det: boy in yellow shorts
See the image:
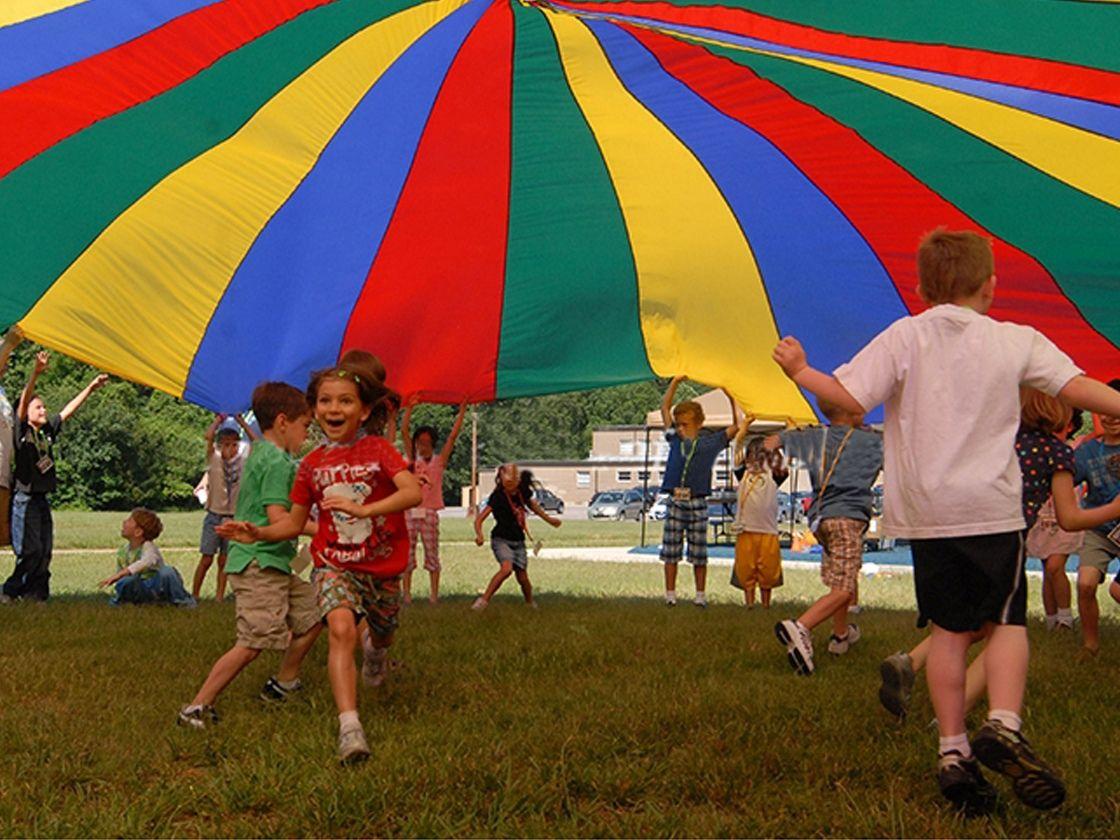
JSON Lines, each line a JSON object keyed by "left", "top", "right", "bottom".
{"left": 729, "top": 427, "right": 788, "bottom": 607}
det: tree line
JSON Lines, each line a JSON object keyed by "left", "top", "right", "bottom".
{"left": 2, "top": 343, "right": 705, "bottom": 510}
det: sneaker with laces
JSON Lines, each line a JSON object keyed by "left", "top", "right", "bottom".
{"left": 337, "top": 726, "right": 370, "bottom": 765}
{"left": 774, "top": 619, "right": 814, "bottom": 675}
{"left": 693, "top": 593, "right": 708, "bottom": 608}
{"left": 361, "top": 645, "right": 389, "bottom": 688}
{"left": 665, "top": 594, "right": 677, "bottom": 607}
{"left": 827, "top": 623, "right": 861, "bottom": 655}
{"left": 878, "top": 651, "right": 916, "bottom": 720}
{"left": 177, "top": 704, "right": 219, "bottom": 729}
{"left": 260, "top": 676, "right": 302, "bottom": 703}
{"left": 938, "top": 750, "right": 998, "bottom": 817}
{"left": 471, "top": 596, "right": 488, "bottom": 611}
{"left": 973, "top": 720, "right": 1065, "bottom": 810}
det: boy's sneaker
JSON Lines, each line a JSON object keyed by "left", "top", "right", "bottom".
{"left": 937, "top": 751, "right": 998, "bottom": 817}
{"left": 177, "top": 705, "right": 219, "bottom": 729}
{"left": 878, "top": 651, "right": 916, "bottom": 720}
{"left": 693, "top": 593, "right": 708, "bottom": 608}
{"left": 471, "top": 597, "right": 488, "bottom": 611}
{"left": 361, "top": 646, "right": 389, "bottom": 688}
{"left": 337, "top": 726, "right": 370, "bottom": 765}
{"left": 774, "top": 619, "right": 814, "bottom": 675}
{"left": 665, "top": 594, "right": 677, "bottom": 607}
{"left": 260, "top": 677, "right": 302, "bottom": 703}
{"left": 827, "top": 623, "right": 861, "bottom": 655}
{"left": 972, "top": 720, "right": 1066, "bottom": 810}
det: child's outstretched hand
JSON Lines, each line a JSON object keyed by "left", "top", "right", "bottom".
{"left": 215, "top": 520, "right": 260, "bottom": 543}
{"left": 97, "top": 572, "right": 122, "bottom": 588}
{"left": 474, "top": 533, "right": 484, "bottom": 546}
{"left": 89, "top": 373, "right": 110, "bottom": 390}
{"left": 772, "top": 337, "right": 807, "bottom": 378}
{"left": 762, "top": 433, "right": 782, "bottom": 451}
{"left": 546, "top": 515, "right": 562, "bottom": 529}
{"left": 33, "top": 351, "right": 49, "bottom": 373}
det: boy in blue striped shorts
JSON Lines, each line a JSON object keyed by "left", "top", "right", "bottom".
{"left": 659, "top": 377, "right": 741, "bottom": 607}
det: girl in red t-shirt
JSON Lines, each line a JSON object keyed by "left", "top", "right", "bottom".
{"left": 223, "top": 364, "right": 421, "bottom": 765}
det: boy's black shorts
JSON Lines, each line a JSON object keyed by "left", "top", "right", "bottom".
{"left": 911, "top": 531, "right": 1026, "bottom": 632}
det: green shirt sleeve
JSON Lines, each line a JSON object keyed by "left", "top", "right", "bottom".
{"left": 258, "top": 454, "right": 296, "bottom": 511}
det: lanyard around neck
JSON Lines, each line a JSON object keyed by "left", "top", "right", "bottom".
{"left": 679, "top": 436, "right": 700, "bottom": 487}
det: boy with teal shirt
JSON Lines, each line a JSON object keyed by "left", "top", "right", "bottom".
{"left": 178, "top": 382, "right": 320, "bottom": 728}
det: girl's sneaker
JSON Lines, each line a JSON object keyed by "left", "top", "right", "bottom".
{"left": 827, "top": 623, "right": 861, "bottom": 655}
{"left": 337, "top": 726, "right": 370, "bottom": 765}
{"left": 260, "top": 677, "right": 302, "bottom": 703}
{"left": 177, "top": 705, "right": 219, "bottom": 729}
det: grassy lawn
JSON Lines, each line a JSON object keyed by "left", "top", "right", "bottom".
{"left": 1, "top": 514, "right": 1119, "bottom": 837}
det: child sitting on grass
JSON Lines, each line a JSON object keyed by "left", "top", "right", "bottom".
{"left": 773, "top": 228, "right": 1120, "bottom": 815}
{"left": 178, "top": 383, "right": 320, "bottom": 729}
{"left": 768, "top": 401, "right": 882, "bottom": 673}
{"left": 220, "top": 365, "right": 422, "bottom": 765}
{"left": 658, "top": 376, "right": 741, "bottom": 607}
{"left": 728, "top": 423, "right": 787, "bottom": 608}
{"left": 99, "top": 508, "right": 195, "bottom": 607}
{"left": 472, "top": 465, "right": 561, "bottom": 610}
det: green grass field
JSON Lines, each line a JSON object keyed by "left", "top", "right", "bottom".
{"left": 1, "top": 513, "right": 1119, "bottom": 837}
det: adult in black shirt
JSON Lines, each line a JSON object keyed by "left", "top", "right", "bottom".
{"left": 2, "top": 351, "right": 107, "bottom": 602}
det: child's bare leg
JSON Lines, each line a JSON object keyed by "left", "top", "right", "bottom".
{"left": 908, "top": 635, "right": 932, "bottom": 671}
{"left": 481, "top": 563, "right": 513, "bottom": 603}
{"left": 964, "top": 648, "right": 987, "bottom": 714}
{"left": 276, "top": 621, "right": 323, "bottom": 684}
{"left": 402, "top": 569, "right": 413, "bottom": 605}
{"left": 429, "top": 570, "right": 440, "bottom": 604}
{"left": 983, "top": 623, "right": 1028, "bottom": 716}
{"left": 326, "top": 608, "right": 359, "bottom": 714}
{"left": 192, "top": 645, "right": 259, "bottom": 706}
{"left": 1077, "top": 567, "right": 1102, "bottom": 652}
{"left": 664, "top": 562, "right": 678, "bottom": 593}
{"left": 192, "top": 554, "right": 214, "bottom": 600}
{"left": 514, "top": 568, "right": 533, "bottom": 604}
{"left": 1041, "top": 565, "right": 1057, "bottom": 619}
{"left": 693, "top": 564, "right": 707, "bottom": 594}
{"left": 215, "top": 554, "right": 227, "bottom": 601}
{"left": 798, "top": 588, "right": 850, "bottom": 631}
{"left": 830, "top": 589, "right": 855, "bottom": 638}
{"left": 760, "top": 587, "right": 771, "bottom": 608}
{"left": 744, "top": 586, "right": 755, "bottom": 606}
{"left": 926, "top": 624, "right": 973, "bottom": 740}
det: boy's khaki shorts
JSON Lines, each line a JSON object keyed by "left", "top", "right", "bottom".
{"left": 1078, "top": 530, "right": 1120, "bottom": 582}
{"left": 816, "top": 517, "right": 866, "bottom": 595}
{"left": 228, "top": 561, "right": 319, "bottom": 651}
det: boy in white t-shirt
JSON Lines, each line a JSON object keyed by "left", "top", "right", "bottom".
{"left": 772, "top": 229, "right": 1120, "bottom": 816}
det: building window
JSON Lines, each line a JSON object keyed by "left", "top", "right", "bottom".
{"left": 715, "top": 469, "right": 729, "bottom": 482}
{"left": 619, "top": 441, "right": 634, "bottom": 456}
{"left": 616, "top": 470, "right": 632, "bottom": 483}
{"left": 637, "top": 470, "right": 650, "bottom": 481}
{"left": 576, "top": 471, "right": 591, "bottom": 488}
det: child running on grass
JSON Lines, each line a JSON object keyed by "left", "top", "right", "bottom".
{"left": 472, "top": 465, "right": 561, "bottom": 610}
{"left": 99, "top": 508, "right": 195, "bottom": 607}
{"left": 193, "top": 414, "right": 256, "bottom": 602}
{"left": 658, "top": 376, "right": 741, "bottom": 607}
{"left": 773, "top": 228, "right": 1120, "bottom": 815}
{"left": 179, "top": 383, "right": 320, "bottom": 730}
{"left": 878, "top": 388, "right": 1120, "bottom": 722}
{"left": 401, "top": 397, "right": 467, "bottom": 605}
{"left": 728, "top": 423, "right": 787, "bottom": 608}
{"left": 220, "top": 365, "right": 421, "bottom": 764}
{"left": 769, "top": 401, "right": 882, "bottom": 672}
{"left": 1071, "top": 379, "right": 1120, "bottom": 656}
{"left": 1, "top": 350, "right": 108, "bottom": 603}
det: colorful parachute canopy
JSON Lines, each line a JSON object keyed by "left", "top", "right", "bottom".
{"left": 1, "top": 0, "right": 1118, "bottom": 420}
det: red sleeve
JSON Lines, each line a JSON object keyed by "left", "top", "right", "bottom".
{"left": 289, "top": 450, "right": 318, "bottom": 507}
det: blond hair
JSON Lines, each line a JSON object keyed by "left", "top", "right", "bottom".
{"left": 671, "top": 401, "right": 704, "bottom": 424}
{"left": 917, "top": 228, "right": 993, "bottom": 305}
{"left": 1020, "top": 386, "right": 1072, "bottom": 435}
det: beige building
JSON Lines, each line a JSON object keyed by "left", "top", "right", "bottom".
{"left": 462, "top": 389, "right": 804, "bottom": 506}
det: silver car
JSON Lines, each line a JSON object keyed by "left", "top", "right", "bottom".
{"left": 587, "top": 490, "right": 626, "bottom": 520}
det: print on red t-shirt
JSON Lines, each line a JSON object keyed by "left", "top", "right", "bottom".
{"left": 291, "top": 436, "right": 409, "bottom": 577}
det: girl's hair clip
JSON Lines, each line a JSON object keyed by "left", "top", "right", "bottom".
{"left": 337, "top": 370, "right": 362, "bottom": 386}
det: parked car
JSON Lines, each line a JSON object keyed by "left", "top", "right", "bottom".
{"left": 706, "top": 489, "right": 738, "bottom": 524}
{"left": 648, "top": 492, "right": 670, "bottom": 521}
{"left": 620, "top": 487, "right": 658, "bottom": 520}
{"left": 534, "top": 487, "right": 565, "bottom": 514}
{"left": 587, "top": 490, "right": 626, "bottom": 520}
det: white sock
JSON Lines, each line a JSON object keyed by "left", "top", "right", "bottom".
{"left": 276, "top": 677, "right": 300, "bottom": 691}
{"left": 666, "top": 590, "right": 676, "bottom": 599}
{"left": 1044, "top": 613, "right": 1057, "bottom": 629}
{"left": 339, "top": 710, "right": 361, "bottom": 732}
{"left": 695, "top": 591, "right": 707, "bottom": 600}
{"left": 988, "top": 709, "right": 1022, "bottom": 732}
{"left": 1057, "top": 608, "right": 1073, "bottom": 622}
{"left": 183, "top": 703, "right": 204, "bottom": 714}
{"left": 939, "top": 733, "right": 972, "bottom": 759}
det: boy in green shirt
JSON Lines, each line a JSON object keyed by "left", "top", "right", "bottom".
{"left": 178, "top": 383, "right": 318, "bottom": 727}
